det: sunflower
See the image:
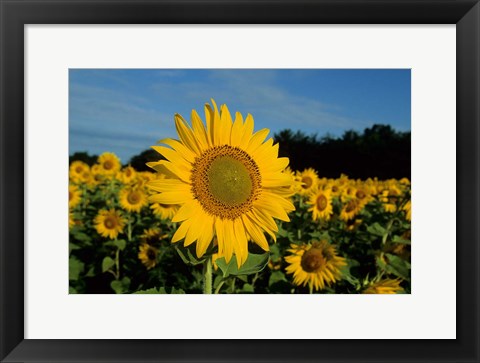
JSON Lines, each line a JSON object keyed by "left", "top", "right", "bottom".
{"left": 403, "top": 200, "right": 411, "bottom": 221}
{"left": 339, "top": 198, "right": 362, "bottom": 221}
{"left": 69, "top": 211, "right": 75, "bottom": 229}
{"left": 94, "top": 209, "right": 126, "bottom": 239}
{"left": 119, "top": 186, "right": 148, "bottom": 213}
{"left": 151, "top": 202, "right": 179, "bottom": 220}
{"left": 98, "top": 152, "right": 121, "bottom": 175}
{"left": 363, "top": 279, "right": 404, "bottom": 294}
{"left": 117, "top": 165, "right": 137, "bottom": 185}
{"left": 69, "top": 161, "right": 90, "bottom": 183}
{"left": 295, "top": 168, "right": 319, "bottom": 196}
{"left": 140, "top": 228, "right": 166, "bottom": 245}
{"left": 285, "top": 241, "right": 346, "bottom": 292}
{"left": 147, "top": 99, "right": 295, "bottom": 267}
{"left": 138, "top": 243, "right": 159, "bottom": 270}
{"left": 69, "top": 184, "right": 82, "bottom": 208}
{"left": 308, "top": 189, "right": 333, "bottom": 221}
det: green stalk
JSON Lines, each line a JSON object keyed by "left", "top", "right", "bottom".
{"left": 203, "top": 256, "right": 213, "bottom": 294}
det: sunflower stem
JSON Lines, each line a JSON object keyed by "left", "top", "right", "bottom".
{"left": 214, "top": 280, "right": 226, "bottom": 294}
{"left": 203, "top": 256, "right": 213, "bottom": 294}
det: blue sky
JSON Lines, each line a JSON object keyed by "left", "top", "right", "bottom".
{"left": 69, "top": 69, "right": 411, "bottom": 163}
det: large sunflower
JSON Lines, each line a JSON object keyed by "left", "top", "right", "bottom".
{"left": 147, "top": 100, "right": 294, "bottom": 267}
{"left": 94, "top": 209, "right": 126, "bottom": 240}
{"left": 285, "top": 241, "right": 346, "bottom": 292}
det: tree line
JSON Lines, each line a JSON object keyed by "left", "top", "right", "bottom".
{"left": 70, "top": 124, "right": 410, "bottom": 180}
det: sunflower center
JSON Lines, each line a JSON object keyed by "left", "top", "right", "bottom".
{"left": 301, "top": 248, "right": 325, "bottom": 273}
{"left": 127, "top": 191, "right": 141, "bottom": 204}
{"left": 146, "top": 248, "right": 156, "bottom": 261}
{"left": 316, "top": 195, "right": 328, "bottom": 211}
{"left": 104, "top": 217, "right": 116, "bottom": 229}
{"left": 301, "top": 176, "right": 313, "bottom": 189}
{"left": 103, "top": 161, "right": 113, "bottom": 170}
{"left": 191, "top": 145, "right": 261, "bottom": 220}
{"left": 208, "top": 156, "right": 253, "bottom": 206}
{"left": 345, "top": 200, "right": 357, "bottom": 213}
{"left": 75, "top": 166, "right": 83, "bottom": 173}
{"left": 356, "top": 190, "right": 365, "bottom": 199}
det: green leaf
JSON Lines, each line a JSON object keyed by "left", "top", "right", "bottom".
{"left": 377, "top": 254, "right": 410, "bottom": 280}
{"left": 241, "top": 283, "right": 254, "bottom": 293}
{"left": 110, "top": 277, "right": 130, "bottom": 294}
{"left": 392, "top": 235, "right": 411, "bottom": 245}
{"left": 69, "top": 287, "right": 77, "bottom": 294}
{"left": 215, "top": 253, "right": 269, "bottom": 278}
{"left": 367, "top": 222, "right": 387, "bottom": 237}
{"left": 175, "top": 244, "right": 206, "bottom": 266}
{"left": 71, "top": 231, "right": 91, "bottom": 243}
{"left": 113, "top": 239, "right": 127, "bottom": 250}
{"left": 269, "top": 271, "right": 287, "bottom": 286}
{"left": 69, "top": 257, "right": 84, "bottom": 281}
{"left": 69, "top": 243, "right": 80, "bottom": 254}
{"left": 102, "top": 257, "right": 115, "bottom": 273}
{"left": 384, "top": 253, "right": 410, "bottom": 280}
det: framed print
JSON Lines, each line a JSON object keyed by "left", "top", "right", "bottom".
{"left": 1, "top": 0, "right": 479, "bottom": 362}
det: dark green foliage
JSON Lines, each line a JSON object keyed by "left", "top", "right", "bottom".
{"left": 274, "top": 124, "right": 410, "bottom": 179}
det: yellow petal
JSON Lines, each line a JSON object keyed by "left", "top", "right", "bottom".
{"left": 219, "top": 104, "right": 233, "bottom": 145}
{"left": 174, "top": 114, "right": 201, "bottom": 155}
{"left": 230, "top": 112, "right": 244, "bottom": 146}
{"left": 191, "top": 110, "right": 209, "bottom": 151}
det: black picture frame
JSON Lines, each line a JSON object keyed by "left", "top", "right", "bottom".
{"left": 1, "top": 1, "right": 479, "bottom": 362}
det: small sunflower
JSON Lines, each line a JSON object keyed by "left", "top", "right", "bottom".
{"left": 69, "top": 161, "right": 90, "bottom": 182}
{"left": 147, "top": 99, "right": 294, "bottom": 267}
{"left": 140, "top": 228, "right": 166, "bottom": 245}
{"left": 119, "top": 186, "right": 148, "bottom": 213}
{"left": 138, "top": 243, "right": 159, "bottom": 270}
{"left": 151, "top": 202, "right": 179, "bottom": 220}
{"left": 98, "top": 152, "right": 121, "bottom": 175}
{"left": 117, "top": 165, "right": 137, "bottom": 184}
{"left": 362, "top": 279, "right": 404, "bottom": 294}
{"left": 308, "top": 189, "right": 333, "bottom": 221}
{"left": 285, "top": 241, "right": 346, "bottom": 292}
{"left": 296, "top": 168, "right": 319, "bottom": 196}
{"left": 94, "top": 209, "right": 126, "bottom": 239}
{"left": 69, "top": 184, "right": 82, "bottom": 208}
{"left": 340, "top": 198, "right": 362, "bottom": 221}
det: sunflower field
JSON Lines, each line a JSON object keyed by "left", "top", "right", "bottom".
{"left": 69, "top": 100, "right": 411, "bottom": 294}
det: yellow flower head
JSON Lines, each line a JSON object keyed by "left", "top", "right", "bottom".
{"left": 117, "top": 165, "right": 137, "bottom": 184}
{"left": 147, "top": 99, "right": 295, "bottom": 267}
{"left": 69, "top": 161, "right": 90, "bottom": 183}
{"left": 140, "top": 228, "right": 166, "bottom": 245}
{"left": 403, "top": 200, "right": 411, "bottom": 221}
{"left": 285, "top": 241, "right": 346, "bottom": 292}
{"left": 97, "top": 152, "right": 121, "bottom": 175}
{"left": 138, "top": 243, "right": 159, "bottom": 270}
{"left": 295, "top": 168, "right": 319, "bottom": 196}
{"left": 363, "top": 279, "right": 404, "bottom": 294}
{"left": 69, "top": 184, "right": 82, "bottom": 208}
{"left": 94, "top": 209, "right": 126, "bottom": 240}
{"left": 308, "top": 189, "right": 333, "bottom": 221}
{"left": 119, "top": 186, "right": 148, "bottom": 213}
{"left": 340, "top": 198, "right": 363, "bottom": 221}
